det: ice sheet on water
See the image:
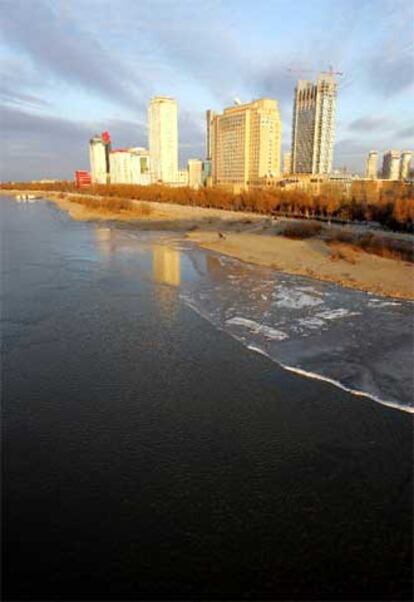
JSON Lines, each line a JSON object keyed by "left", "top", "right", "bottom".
{"left": 226, "top": 317, "right": 288, "bottom": 341}
{"left": 178, "top": 247, "right": 414, "bottom": 412}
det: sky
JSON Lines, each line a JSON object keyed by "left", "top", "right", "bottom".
{"left": 1, "top": 0, "right": 413, "bottom": 181}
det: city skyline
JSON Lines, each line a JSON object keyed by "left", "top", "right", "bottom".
{"left": 1, "top": 0, "right": 413, "bottom": 181}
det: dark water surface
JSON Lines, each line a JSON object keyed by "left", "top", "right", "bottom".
{"left": 2, "top": 197, "right": 413, "bottom": 600}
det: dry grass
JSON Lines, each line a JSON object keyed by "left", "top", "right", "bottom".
{"left": 67, "top": 195, "right": 152, "bottom": 216}
{"left": 326, "top": 230, "right": 413, "bottom": 263}
{"left": 329, "top": 244, "right": 357, "bottom": 264}
{"left": 133, "top": 202, "right": 152, "bottom": 216}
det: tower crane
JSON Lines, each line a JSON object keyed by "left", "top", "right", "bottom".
{"left": 287, "top": 65, "right": 344, "bottom": 77}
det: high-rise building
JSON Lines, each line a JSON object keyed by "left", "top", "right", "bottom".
{"left": 188, "top": 159, "right": 203, "bottom": 189}
{"left": 291, "top": 73, "right": 337, "bottom": 175}
{"left": 400, "top": 151, "right": 412, "bottom": 180}
{"left": 148, "top": 96, "right": 178, "bottom": 184}
{"left": 366, "top": 151, "right": 378, "bottom": 179}
{"left": 211, "top": 98, "right": 281, "bottom": 190}
{"left": 206, "top": 109, "right": 215, "bottom": 160}
{"left": 283, "top": 151, "right": 292, "bottom": 175}
{"left": 89, "top": 131, "right": 111, "bottom": 184}
{"left": 109, "top": 147, "right": 150, "bottom": 185}
{"left": 382, "top": 150, "right": 401, "bottom": 180}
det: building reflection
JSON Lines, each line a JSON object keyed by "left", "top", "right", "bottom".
{"left": 152, "top": 245, "right": 181, "bottom": 287}
{"left": 95, "top": 227, "right": 115, "bottom": 257}
{"left": 152, "top": 245, "right": 181, "bottom": 319}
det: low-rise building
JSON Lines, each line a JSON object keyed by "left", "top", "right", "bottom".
{"left": 75, "top": 170, "right": 92, "bottom": 188}
{"left": 109, "top": 147, "right": 150, "bottom": 185}
{"left": 188, "top": 159, "right": 203, "bottom": 189}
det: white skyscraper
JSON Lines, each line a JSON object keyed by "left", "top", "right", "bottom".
{"left": 89, "top": 131, "right": 111, "bottom": 184}
{"left": 148, "top": 96, "right": 178, "bottom": 184}
{"left": 291, "top": 73, "right": 337, "bottom": 175}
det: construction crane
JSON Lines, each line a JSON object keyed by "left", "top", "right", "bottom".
{"left": 287, "top": 65, "right": 344, "bottom": 77}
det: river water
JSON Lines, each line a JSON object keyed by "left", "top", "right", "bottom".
{"left": 2, "top": 196, "right": 412, "bottom": 600}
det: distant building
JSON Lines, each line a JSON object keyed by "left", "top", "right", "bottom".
{"left": 366, "top": 151, "right": 379, "bottom": 179}
{"left": 291, "top": 73, "right": 337, "bottom": 175}
{"left": 188, "top": 159, "right": 203, "bottom": 189}
{"left": 109, "top": 147, "right": 150, "bottom": 185}
{"left": 400, "top": 151, "right": 412, "bottom": 180}
{"left": 175, "top": 169, "right": 189, "bottom": 186}
{"left": 206, "top": 109, "right": 215, "bottom": 160}
{"left": 89, "top": 131, "right": 111, "bottom": 184}
{"left": 283, "top": 151, "right": 292, "bottom": 175}
{"left": 148, "top": 96, "right": 178, "bottom": 184}
{"left": 75, "top": 170, "right": 92, "bottom": 188}
{"left": 211, "top": 98, "right": 282, "bottom": 191}
{"left": 202, "top": 159, "right": 212, "bottom": 187}
{"left": 382, "top": 150, "right": 401, "bottom": 180}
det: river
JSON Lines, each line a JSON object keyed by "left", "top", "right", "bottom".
{"left": 2, "top": 196, "right": 412, "bottom": 600}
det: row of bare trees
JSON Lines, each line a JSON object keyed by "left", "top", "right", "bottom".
{"left": 2, "top": 180, "right": 413, "bottom": 231}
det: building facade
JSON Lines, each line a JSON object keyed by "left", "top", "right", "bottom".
{"left": 366, "top": 151, "right": 379, "bottom": 179}
{"left": 400, "top": 151, "right": 412, "bottom": 180}
{"left": 109, "top": 147, "right": 150, "bottom": 185}
{"left": 291, "top": 73, "right": 337, "bottom": 175}
{"left": 382, "top": 150, "right": 401, "bottom": 180}
{"left": 211, "top": 98, "right": 281, "bottom": 191}
{"left": 89, "top": 131, "right": 111, "bottom": 184}
{"left": 148, "top": 96, "right": 178, "bottom": 184}
{"left": 188, "top": 159, "right": 204, "bottom": 189}
{"left": 206, "top": 109, "right": 215, "bottom": 160}
{"left": 283, "top": 151, "right": 292, "bottom": 175}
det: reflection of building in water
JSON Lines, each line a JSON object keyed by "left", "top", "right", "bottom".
{"left": 95, "top": 227, "right": 115, "bottom": 257}
{"left": 153, "top": 246, "right": 181, "bottom": 287}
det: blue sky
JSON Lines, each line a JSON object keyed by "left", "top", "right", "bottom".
{"left": 1, "top": 0, "right": 413, "bottom": 180}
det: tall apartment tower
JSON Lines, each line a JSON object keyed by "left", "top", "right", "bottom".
{"left": 211, "top": 98, "right": 281, "bottom": 190}
{"left": 382, "top": 150, "right": 401, "bottom": 180}
{"left": 400, "top": 151, "right": 412, "bottom": 180}
{"left": 89, "top": 131, "right": 111, "bottom": 184}
{"left": 291, "top": 73, "right": 337, "bottom": 175}
{"left": 366, "top": 151, "right": 379, "bottom": 179}
{"left": 148, "top": 96, "right": 178, "bottom": 184}
{"left": 283, "top": 151, "right": 292, "bottom": 175}
{"left": 206, "top": 109, "right": 215, "bottom": 160}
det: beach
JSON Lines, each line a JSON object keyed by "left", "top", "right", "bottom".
{"left": 5, "top": 190, "right": 412, "bottom": 300}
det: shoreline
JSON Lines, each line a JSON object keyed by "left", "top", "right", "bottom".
{"left": 3, "top": 189, "right": 413, "bottom": 300}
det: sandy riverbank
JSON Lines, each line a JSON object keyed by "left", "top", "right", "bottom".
{"left": 3, "top": 190, "right": 414, "bottom": 299}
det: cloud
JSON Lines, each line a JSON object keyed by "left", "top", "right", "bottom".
{"left": 178, "top": 110, "right": 205, "bottom": 163}
{"left": 0, "top": 57, "right": 51, "bottom": 109}
{"left": 0, "top": 106, "right": 146, "bottom": 181}
{"left": 397, "top": 125, "right": 414, "bottom": 139}
{"left": 348, "top": 115, "right": 395, "bottom": 132}
{"left": 365, "top": 0, "right": 414, "bottom": 96}
{"left": 0, "top": 0, "right": 147, "bottom": 111}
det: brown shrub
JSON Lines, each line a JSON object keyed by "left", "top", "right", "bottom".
{"left": 281, "top": 221, "right": 323, "bottom": 239}
{"left": 133, "top": 202, "right": 152, "bottom": 216}
{"left": 326, "top": 230, "right": 413, "bottom": 263}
